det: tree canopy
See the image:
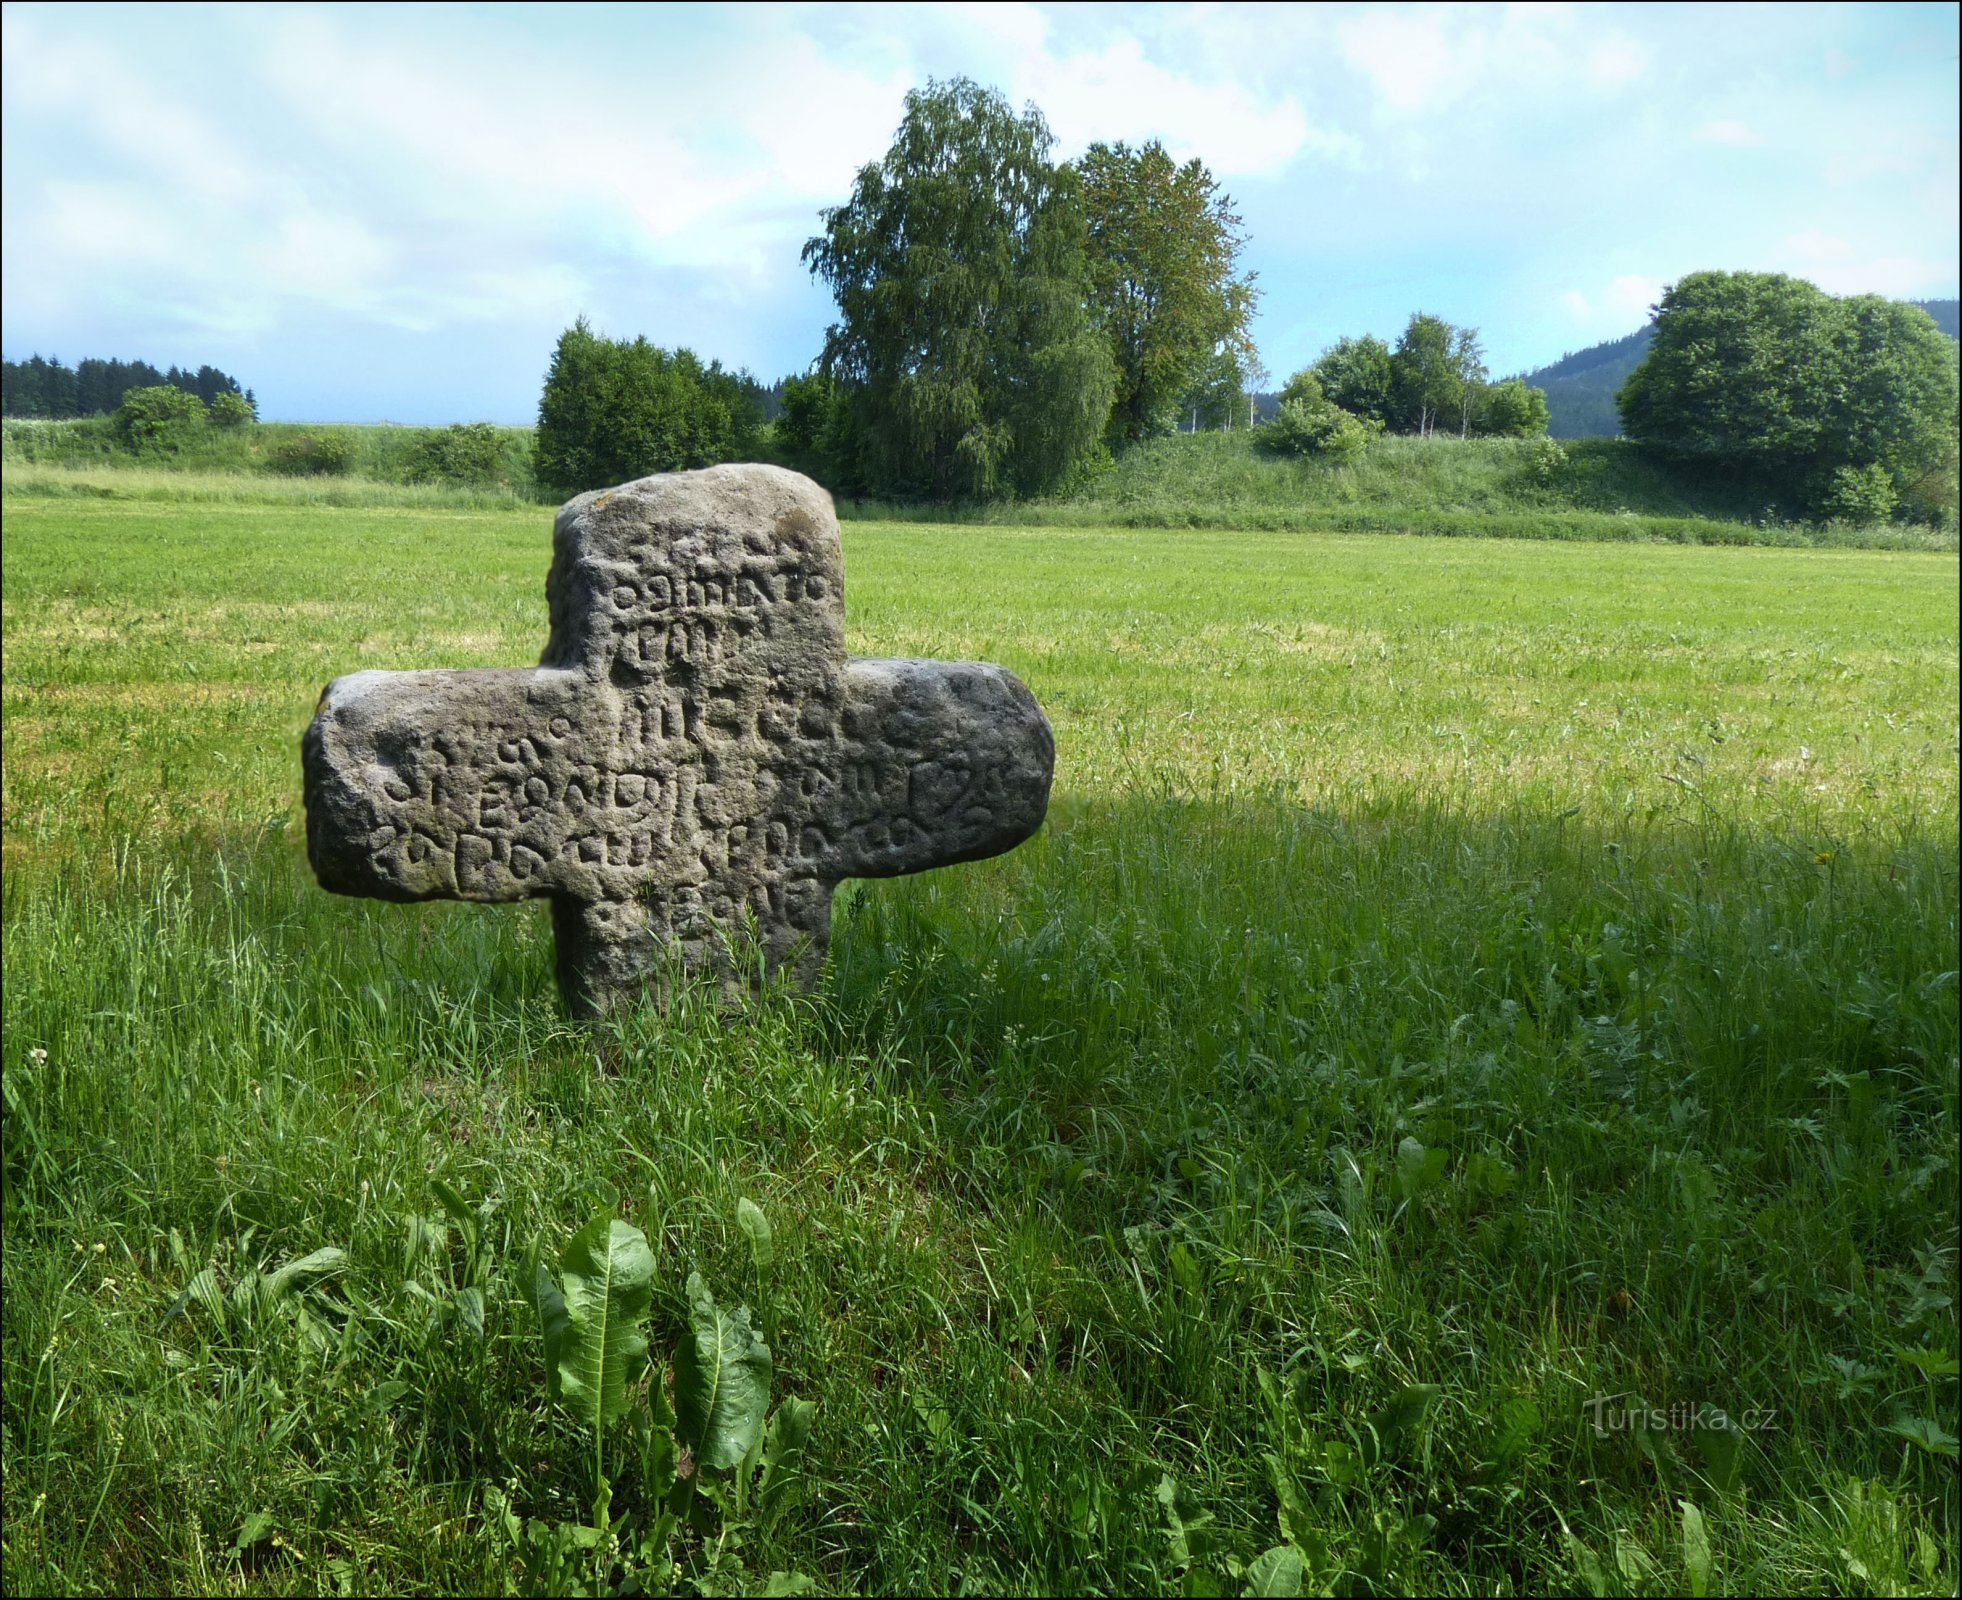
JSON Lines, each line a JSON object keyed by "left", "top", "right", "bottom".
{"left": 1078, "top": 140, "right": 1255, "bottom": 445}
{"left": 1311, "top": 337, "right": 1394, "bottom": 429}
{"left": 803, "top": 78, "right": 1113, "bottom": 499}
{"left": 1390, "top": 314, "right": 1467, "bottom": 437}
{"left": 534, "top": 318, "right": 766, "bottom": 493}
{"left": 1618, "top": 270, "right": 1959, "bottom": 514}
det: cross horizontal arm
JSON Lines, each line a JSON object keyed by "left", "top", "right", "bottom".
{"left": 815, "top": 657, "right": 1054, "bottom": 881}
{"left": 303, "top": 665, "right": 590, "bottom": 904}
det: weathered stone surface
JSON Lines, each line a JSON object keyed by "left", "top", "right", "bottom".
{"left": 302, "top": 464, "right": 1053, "bottom": 1015}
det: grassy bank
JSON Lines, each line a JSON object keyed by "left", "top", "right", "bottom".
{"left": 3, "top": 491, "right": 1956, "bottom": 1593}
{"left": 838, "top": 432, "right": 1956, "bottom": 550}
{"left": 2, "top": 417, "right": 538, "bottom": 497}
{"left": 7, "top": 422, "right": 1952, "bottom": 550}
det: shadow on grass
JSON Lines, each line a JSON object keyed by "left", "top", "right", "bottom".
{"left": 4, "top": 792, "right": 1957, "bottom": 1594}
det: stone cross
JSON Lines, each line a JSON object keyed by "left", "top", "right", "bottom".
{"left": 302, "top": 465, "right": 1053, "bottom": 1016}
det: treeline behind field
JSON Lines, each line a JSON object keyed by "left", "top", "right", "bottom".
{"left": 7, "top": 416, "right": 1953, "bottom": 552}
{"left": 2, "top": 353, "right": 253, "bottom": 418}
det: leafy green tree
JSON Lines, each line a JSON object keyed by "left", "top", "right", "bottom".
{"left": 773, "top": 373, "right": 832, "bottom": 460}
{"left": 803, "top": 78, "right": 1114, "bottom": 499}
{"left": 1276, "top": 368, "right": 1327, "bottom": 409}
{"left": 1390, "top": 314, "right": 1462, "bottom": 436}
{"left": 1256, "top": 371, "right": 1373, "bottom": 459}
{"left": 1476, "top": 377, "right": 1549, "bottom": 437}
{"left": 535, "top": 319, "right": 765, "bottom": 493}
{"left": 1618, "top": 271, "right": 1958, "bottom": 514}
{"left": 114, "top": 383, "right": 205, "bottom": 445}
{"left": 1819, "top": 463, "right": 1897, "bottom": 524}
{"left": 1311, "top": 336, "right": 1394, "bottom": 428}
{"left": 1449, "top": 325, "right": 1488, "bottom": 438}
{"left": 1826, "top": 295, "right": 1958, "bottom": 503}
{"left": 1077, "top": 139, "right": 1256, "bottom": 446}
{"left": 1178, "top": 344, "right": 1259, "bottom": 432}
{"left": 208, "top": 390, "right": 256, "bottom": 428}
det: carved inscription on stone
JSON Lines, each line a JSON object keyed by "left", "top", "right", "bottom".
{"left": 302, "top": 464, "right": 1054, "bottom": 1015}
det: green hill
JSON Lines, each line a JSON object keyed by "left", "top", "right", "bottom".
{"left": 1521, "top": 326, "right": 1654, "bottom": 439}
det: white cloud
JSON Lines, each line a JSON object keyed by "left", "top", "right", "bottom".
{"left": 1695, "top": 120, "right": 1766, "bottom": 147}
{"left": 1562, "top": 289, "right": 1592, "bottom": 318}
{"left": 1605, "top": 274, "right": 1664, "bottom": 318}
{"left": 1786, "top": 229, "right": 1854, "bottom": 262}
{"left": 1338, "top": 10, "right": 1461, "bottom": 112}
{"left": 4, "top": 3, "right": 1356, "bottom": 361}
{"left": 1791, "top": 255, "right": 1955, "bottom": 297}
{"left": 1016, "top": 33, "right": 1328, "bottom": 177}
{"left": 244, "top": 211, "right": 396, "bottom": 317}
{"left": 1334, "top": 6, "right": 1643, "bottom": 118}
{"left": 1587, "top": 34, "right": 1651, "bottom": 87}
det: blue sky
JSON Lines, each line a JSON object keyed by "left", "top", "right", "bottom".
{"left": 4, "top": 1, "right": 1957, "bottom": 423}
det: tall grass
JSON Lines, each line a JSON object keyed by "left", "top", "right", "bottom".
{"left": 3, "top": 490, "right": 1958, "bottom": 1594}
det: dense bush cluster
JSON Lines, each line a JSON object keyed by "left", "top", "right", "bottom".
{"left": 1618, "top": 272, "right": 1958, "bottom": 522}
{"left": 265, "top": 431, "right": 357, "bottom": 476}
{"left": 533, "top": 320, "right": 768, "bottom": 494}
{"left": 113, "top": 384, "right": 210, "bottom": 446}
{"left": 403, "top": 422, "right": 508, "bottom": 486}
{"left": 1253, "top": 372, "right": 1375, "bottom": 460}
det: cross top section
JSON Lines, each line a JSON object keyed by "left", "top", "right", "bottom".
{"left": 303, "top": 465, "right": 1053, "bottom": 1014}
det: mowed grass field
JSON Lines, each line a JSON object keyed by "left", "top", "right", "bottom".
{"left": 3, "top": 487, "right": 1957, "bottom": 1595}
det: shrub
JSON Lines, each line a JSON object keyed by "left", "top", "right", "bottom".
{"left": 404, "top": 422, "right": 505, "bottom": 485}
{"left": 208, "top": 390, "right": 257, "bottom": 428}
{"left": 1524, "top": 436, "right": 1569, "bottom": 485}
{"left": 267, "top": 431, "right": 356, "bottom": 476}
{"left": 1479, "top": 378, "right": 1551, "bottom": 438}
{"left": 114, "top": 384, "right": 205, "bottom": 446}
{"left": 1255, "top": 397, "right": 1372, "bottom": 460}
{"left": 1819, "top": 463, "right": 1897, "bottom": 525}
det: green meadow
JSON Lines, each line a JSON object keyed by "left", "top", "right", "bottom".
{"left": 3, "top": 479, "right": 1957, "bottom": 1594}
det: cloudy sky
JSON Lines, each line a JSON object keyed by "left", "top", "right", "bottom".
{"left": 3, "top": 1, "right": 1956, "bottom": 422}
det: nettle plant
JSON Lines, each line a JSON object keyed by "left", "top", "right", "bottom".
{"left": 492, "top": 1189, "right": 816, "bottom": 1597}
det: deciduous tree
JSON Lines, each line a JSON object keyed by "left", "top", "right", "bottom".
{"left": 1390, "top": 314, "right": 1462, "bottom": 437}
{"left": 1078, "top": 139, "right": 1256, "bottom": 446}
{"left": 113, "top": 383, "right": 204, "bottom": 445}
{"left": 1476, "top": 377, "right": 1550, "bottom": 437}
{"left": 804, "top": 78, "right": 1114, "bottom": 499}
{"left": 1311, "top": 336, "right": 1394, "bottom": 428}
{"left": 1619, "top": 270, "right": 1958, "bottom": 515}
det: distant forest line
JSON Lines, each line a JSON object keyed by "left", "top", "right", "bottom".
{"left": 6, "top": 299, "right": 1953, "bottom": 445}
{"left": 1, "top": 354, "right": 252, "bottom": 420}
